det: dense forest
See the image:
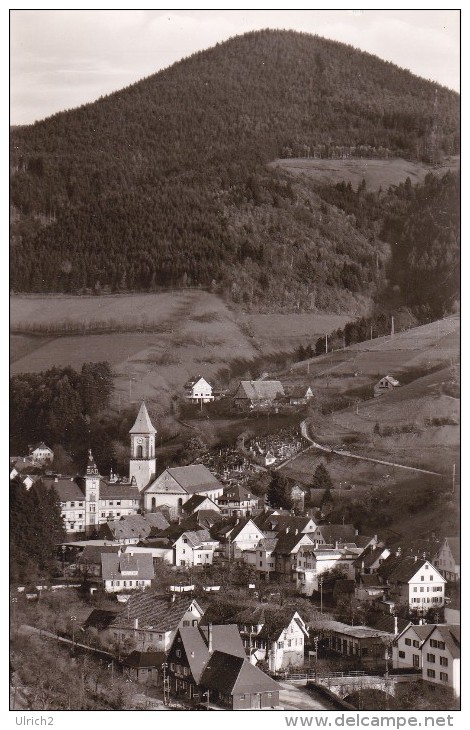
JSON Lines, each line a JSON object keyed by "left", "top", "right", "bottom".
{"left": 10, "top": 30, "right": 459, "bottom": 312}
{"left": 10, "top": 363, "right": 114, "bottom": 458}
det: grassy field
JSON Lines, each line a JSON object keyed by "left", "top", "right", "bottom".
{"left": 269, "top": 155, "right": 460, "bottom": 192}
{"left": 10, "top": 291, "right": 351, "bottom": 408}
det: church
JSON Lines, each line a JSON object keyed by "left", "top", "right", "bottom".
{"left": 47, "top": 401, "right": 223, "bottom": 535}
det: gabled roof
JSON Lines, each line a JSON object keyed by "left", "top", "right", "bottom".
{"left": 109, "top": 594, "right": 202, "bottom": 632}
{"left": 29, "top": 442, "right": 53, "bottom": 452}
{"left": 122, "top": 650, "right": 165, "bottom": 669}
{"left": 263, "top": 515, "right": 315, "bottom": 534}
{"left": 184, "top": 375, "right": 212, "bottom": 389}
{"left": 129, "top": 402, "right": 157, "bottom": 434}
{"left": 101, "top": 552, "right": 154, "bottom": 581}
{"left": 235, "top": 380, "right": 285, "bottom": 400}
{"left": 228, "top": 517, "right": 263, "bottom": 541}
{"left": 176, "top": 529, "right": 217, "bottom": 548}
{"left": 100, "top": 514, "right": 169, "bottom": 540}
{"left": 100, "top": 482, "right": 140, "bottom": 500}
{"left": 425, "top": 625, "right": 460, "bottom": 659}
{"left": 258, "top": 538, "right": 278, "bottom": 552}
{"left": 315, "top": 524, "right": 357, "bottom": 543}
{"left": 150, "top": 465, "right": 223, "bottom": 495}
{"left": 174, "top": 624, "right": 245, "bottom": 683}
{"left": 400, "top": 624, "right": 435, "bottom": 643}
{"left": 182, "top": 494, "right": 208, "bottom": 513}
{"left": 84, "top": 608, "right": 119, "bottom": 631}
{"left": 378, "top": 556, "right": 444, "bottom": 584}
{"left": 78, "top": 544, "right": 120, "bottom": 565}
{"left": 355, "top": 545, "right": 387, "bottom": 569}
{"left": 367, "top": 615, "right": 411, "bottom": 635}
{"left": 219, "top": 484, "right": 256, "bottom": 502}
{"left": 378, "top": 375, "right": 400, "bottom": 386}
{"left": 443, "top": 537, "right": 460, "bottom": 564}
{"left": 200, "top": 651, "right": 280, "bottom": 695}
{"left": 284, "top": 385, "right": 313, "bottom": 398}
{"left": 273, "top": 530, "right": 312, "bottom": 556}
{"left": 44, "top": 477, "right": 85, "bottom": 502}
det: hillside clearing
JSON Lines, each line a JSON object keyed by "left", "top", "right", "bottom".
{"left": 269, "top": 156, "right": 460, "bottom": 192}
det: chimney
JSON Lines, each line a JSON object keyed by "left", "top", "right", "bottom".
{"left": 394, "top": 616, "right": 398, "bottom": 635}
{"left": 134, "top": 618, "right": 139, "bottom": 629}
{"left": 208, "top": 623, "right": 213, "bottom": 653}
{"left": 295, "top": 528, "right": 298, "bottom": 536}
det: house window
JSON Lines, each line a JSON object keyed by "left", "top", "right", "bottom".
{"left": 430, "top": 575, "right": 433, "bottom": 581}
{"left": 117, "top": 501, "right": 121, "bottom": 506}
{"left": 277, "top": 642, "right": 284, "bottom": 649}
{"left": 79, "top": 514, "right": 83, "bottom": 518}
{"left": 427, "top": 654, "right": 435, "bottom": 663}
{"left": 421, "top": 576, "right": 424, "bottom": 581}
{"left": 438, "top": 641, "right": 445, "bottom": 650}
{"left": 70, "top": 502, "right": 75, "bottom": 507}
{"left": 170, "top": 663, "right": 175, "bottom": 671}
{"left": 399, "top": 651, "right": 406, "bottom": 658}
{"left": 176, "top": 650, "right": 181, "bottom": 658}
{"left": 420, "top": 587, "right": 424, "bottom": 592}
{"left": 440, "top": 657, "right": 448, "bottom": 667}
{"left": 425, "top": 564, "right": 429, "bottom": 569}
{"left": 405, "top": 638, "right": 411, "bottom": 646}
{"left": 440, "top": 673, "right": 449, "bottom": 682}
{"left": 413, "top": 640, "right": 419, "bottom": 648}
{"left": 413, "top": 587, "right": 417, "bottom": 592}
{"left": 138, "top": 631, "right": 145, "bottom": 640}
{"left": 183, "top": 621, "right": 190, "bottom": 627}
{"left": 427, "top": 669, "right": 436, "bottom": 678}
{"left": 109, "top": 501, "right": 114, "bottom": 506}
{"left": 78, "top": 502, "right": 83, "bottom": 507}
{"left": 101, "top": 513, "right": 105, "bottom": 518}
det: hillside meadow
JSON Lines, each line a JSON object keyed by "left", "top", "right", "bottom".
{"left": 10, "top": 291, "right": 352, "bottom": 407}
{"left": 270, "top": 155, "right": 460, "bottom": 192}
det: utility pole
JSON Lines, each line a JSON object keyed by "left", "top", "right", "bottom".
{"left": 320, "top": 577, "right": 323, "bottom": 614}
{"left": 391, "top": 316, "right": 395, "bottom": 338}
{"left": 325, "top": 333, "right": 328, "bottom": 354}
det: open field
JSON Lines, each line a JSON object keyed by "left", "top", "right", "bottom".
{"left": 269, "top": 155, "right": 460, "bottom": 192}
{"left": 10, "top": 291, "right": 351, "bottom": 407}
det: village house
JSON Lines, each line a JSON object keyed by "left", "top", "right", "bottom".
{"left": 236, "top": 607, "right": 309, "bottom": 672}
{"left": 173, "top": 529, "right": 219, "bottom": 567}
{"left": 314, "top": 619, "right": 393, "bottom": 671}
{"left": 295, "top": 545, "right": 358, "bottom": 596}
{"left": 220, "top": 517, "right": 265, "bottom": 559}
{"left": 355, "top": 545, "right": 391, "bottom": 577}
{"left": 143, "top": 464, "right": 224, "bottom": 516}
{"left": 355, "top": 574, "right": 386, "bottom": 603}
{"left": 421, "top": 625, "right": 460, "bottom": 697}
{"left": 378, "top": 554, "right": 446, "bottom": 611}
{"left": 181, "top": 494, "right": 221, "bottom": 516}
{"left": 374, "top": 375, "right": 400, "bottom": 397}
{"left": 392, "top": 623, "right": 434, "bottom": 671}
{"left": 101, "top": 551, "right": 154, "bottom": 593}
{"left": 272, "top": 529, "right": 316, "bottom": 580}
{"left": 184, "top": 376, "right": 214, "bottom": 403}
{"left": 433, "top": 537, "right": 460, "bottom": 582}
{"left": 167, "top": 624, "right": 280, "bottom": 709}
{"left": 103, "top": 593, "right": 204, "bottom": 653}
{"left": 310, "top": 523, "right": 359, "bottom": 547}
{"left": 256, "top": 538, "right": 278, "bottom": 578}
{"left": 217, "top": 483, "right": 259, "bottom": 517}
{"left": 121, "top": 650, "right": 165, "bottom": 685}
{"left": 233, "top": 380, "right": 285, "bottom": 409}
{"left": 254, "top": 512, "right": 317, "bottom": 536}
{"left": 76, "top": 544, "right": 121, "bottom": 577}
{"left": 28, "top": 442, "right": 54, "bottom": 463}
{"left": 124, "top": 543, "right": 174, "bottom": 566}
{"left": 98, "top": 512, "right": 169, "bottom": 545}
{"left": 283, "top": 385, "right": 314, "bottom": 406}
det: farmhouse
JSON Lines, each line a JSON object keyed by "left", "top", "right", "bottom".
{"left": 103, "top": 593, "right": 205, "bottom": 653}
{"left": 374, "top": 375, "right": 400, "bottom": 397}
{"left": 233, "top": 380, "right": 285, "bottom": 408}
{"left": 217, "top": 484, "right": 259, "bottom": 517}
{"left": 101, "top": 551, "right": 154, "bottom": 593}
{"left": 28, "top": 442, "right": 54, "bottom": 463}
{"left": 283, "top": 385, "right": 314, "bottom": 406}
{"left": 184, "top": 375, "right": 214, "bottom": 403}
{"left": 378, "top": 554, "right": 446, "bottom": 610}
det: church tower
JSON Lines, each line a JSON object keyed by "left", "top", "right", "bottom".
{"left": 129, "top": 401, "right": 157, "bottom": 491}
{"left": 85, "top": 449, "right": 100, "bottom": 533}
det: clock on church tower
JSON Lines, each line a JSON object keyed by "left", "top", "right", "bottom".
{"left": 129, "top": 401, "right": 157, "bottom": 492}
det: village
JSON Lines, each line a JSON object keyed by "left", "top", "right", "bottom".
{"left": 10, "top": 380, "right": 460, "bottom": 711}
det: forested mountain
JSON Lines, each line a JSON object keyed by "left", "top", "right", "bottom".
{"left": 10, "top": 29, "right": 459, "bottom": 311}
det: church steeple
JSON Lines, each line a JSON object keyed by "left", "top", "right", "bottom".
{"left": 129, "top": 401, "right": 157, "bottom": 492}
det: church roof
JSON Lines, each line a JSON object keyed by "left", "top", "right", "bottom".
{"left": 129, "top": 402, "right": 157, "bottom": 434}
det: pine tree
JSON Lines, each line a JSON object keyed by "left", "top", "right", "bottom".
{"left": 312, "top": 463, "right": 333, "bottom": 491}
{"left": 267, "top": 471, "right": 293, "bottom": 510}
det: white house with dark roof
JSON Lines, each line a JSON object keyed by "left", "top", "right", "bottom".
{"left": 101, "top": 552, "right": 154, "bottom": 593}
{"left": 433, "top": 537, "right": 460, "bottom": 582}
{"left": 173, "top": 529, "right": 219, "bottom": 567}
{"left": 184, "top": 376, "right": 214, "bottom": 403}
{"left": 223, "top": 518, "right": 265, "bottom": 558}
{"left": 143, "top": 464, "right": 224, "bottom": 516}
{"left": 392, "top": 623, "right": 434, "bottom": 671}
{"left": 378, "top": 555, "right": 446, "bottom": 610}
{"left": 421, "top": 625, "right": 460, "bottom": 697}
{"left": 217, "top": 484, "right": 259, "bottom": 517}
{"left": 28, "top": 442, "right": 54, "bottom": 463}
{"left": 102, "top": 593, "right": 204, "bottom": 652}
{"left": 295, "top": 544, "right": 358, "bottom": 596}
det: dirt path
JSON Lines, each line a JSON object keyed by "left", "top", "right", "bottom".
{"left": 299, "top": 420, "right": 442, "bottom": 477}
